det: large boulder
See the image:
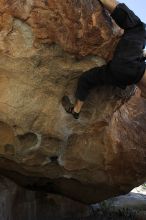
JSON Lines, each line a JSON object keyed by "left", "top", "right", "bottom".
{"left": 0, "top": 0, "right": 146, "bottom": 204}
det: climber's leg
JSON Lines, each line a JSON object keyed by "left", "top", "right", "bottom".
{"left": 73, "top": 100, "right": 84, "bottom": 115}
{"left": 62, "top": 66, "right": 110, "bottom": 119}
{"left": 72, "top": 65, "right": 111, "bottom": 116}
{"left": 75, "top": 66, "right": 108, "bottom": 101}
{"left": 100, "top": 0, "right": 119, "bottom": 13}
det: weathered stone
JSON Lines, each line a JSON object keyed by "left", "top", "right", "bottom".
{"left": 0, "top": 0, "right": 146, "bottom": 204}
{"left": 0, "top": 176, "right": 91, "bottom": 220}
{"left": 0, "top": 0, "right": 121, "bottom": 59}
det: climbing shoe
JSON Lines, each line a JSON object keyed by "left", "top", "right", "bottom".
{"left": 61, "top": 95, "right": 80, "bottom": 119}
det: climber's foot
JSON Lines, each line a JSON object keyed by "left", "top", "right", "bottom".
{"left": 61, "top": 95, "right": 80, "bottom": 119}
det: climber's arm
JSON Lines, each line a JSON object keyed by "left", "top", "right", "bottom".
{"left": 99, "top": 0, "right": 119, "bottom": 13}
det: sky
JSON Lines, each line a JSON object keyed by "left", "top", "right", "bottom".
{"left": 122, "top": 0, "right": 146, "bottom": 23}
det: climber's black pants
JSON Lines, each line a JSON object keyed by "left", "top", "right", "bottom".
{"left": 75, "top": 3, "right": 146, "bottom": 101}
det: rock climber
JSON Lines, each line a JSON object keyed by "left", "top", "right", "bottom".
{"left": 62, "top": 0, "right": 146, "bottom": 119}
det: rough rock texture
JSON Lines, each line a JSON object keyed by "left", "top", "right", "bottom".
{"left": 0, "top": 0, "right": 121, "bottom": 59}
{"left": 0, "top": 176, "right": 91, "bottom": 220}
{"left": 0, "top": 0, "right": 146, "bottom": 204}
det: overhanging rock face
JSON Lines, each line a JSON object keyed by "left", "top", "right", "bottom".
{"left": 0, "top": 0, "right": 146, "bottom": 204}
{"left": 0, "top": 0, "right": 120, "bottom": 58}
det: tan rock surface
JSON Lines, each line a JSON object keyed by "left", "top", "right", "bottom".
{"left": 0, "top": 0, "right": 146, "bottom": 204}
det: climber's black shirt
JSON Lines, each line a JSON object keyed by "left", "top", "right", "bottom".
{"left": 75, "top": 4, "right": 146, "bottom": 102}
{"left": 108, "top": 3, "right": 146, "bottom": 87}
